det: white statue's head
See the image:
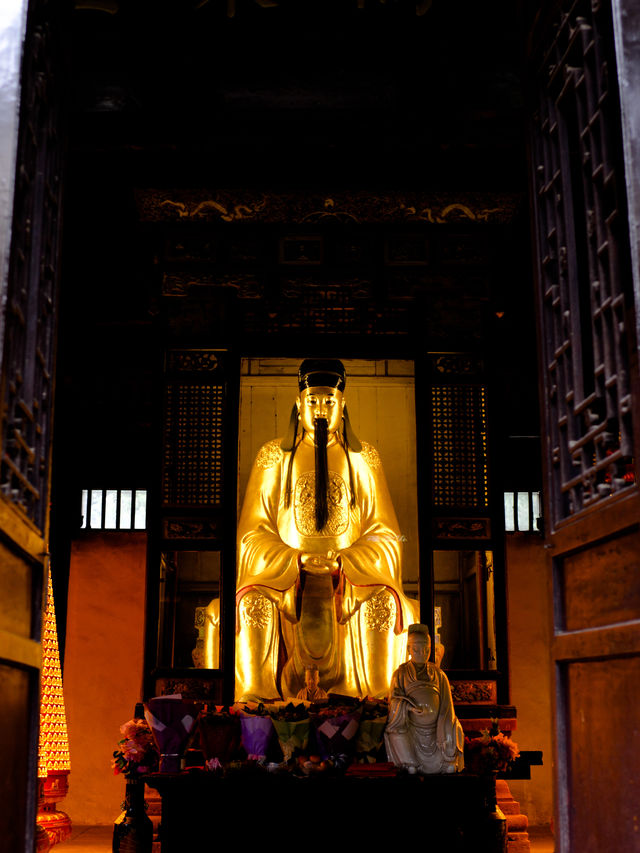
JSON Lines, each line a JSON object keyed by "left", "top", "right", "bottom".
{"left": 407, "top": 623, "right": 431, "bottom": 664}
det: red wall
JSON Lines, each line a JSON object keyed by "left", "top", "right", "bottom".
{"left": 63, "top": 533, "right": 147, "bottom": 825}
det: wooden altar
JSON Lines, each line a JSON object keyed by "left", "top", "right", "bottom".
{"left": 146, "top": 770, "right": 507, "bottom": 853}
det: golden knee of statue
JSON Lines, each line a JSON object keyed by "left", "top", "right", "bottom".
{"left": 234, "top": 359, "right": 420, "bottom": 702}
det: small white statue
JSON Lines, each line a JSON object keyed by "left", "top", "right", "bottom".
{"left": 385, "top": 623, "right": 464, "bottom": 774}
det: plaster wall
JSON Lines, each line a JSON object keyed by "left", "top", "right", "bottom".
{"left": 63, "top": 532, "right": 147, "bottom": 825}
{"left": 505, "top": 535, "right": 554, "bottom": 827}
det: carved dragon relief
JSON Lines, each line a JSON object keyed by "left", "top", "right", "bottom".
{"left": 136, "top": 189, "right": 520, "bottom": 225}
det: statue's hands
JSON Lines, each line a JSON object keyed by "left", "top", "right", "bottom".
{"left": 394, "top": 693, "right": 422, "bottom": 711}
{"left": 300, "top": 552, "right": 340, "bottom": 575}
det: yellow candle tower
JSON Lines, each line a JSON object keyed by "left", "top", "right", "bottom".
{"left": 37, "top": 568, "right": 72, "bottom": 846}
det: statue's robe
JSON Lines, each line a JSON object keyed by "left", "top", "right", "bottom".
{"left": 235, "top": 435, "right": 418, "bottom": 701}
{"left": 385, "top": 660, "right": 464, "bottom": 774}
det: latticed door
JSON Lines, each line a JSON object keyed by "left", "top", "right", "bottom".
{"left": 148, "top": 348, "right": 239, "bottom": 703}
{"left": 0, "top": 1, "right": 65, "bottom": 850}
{"left": 528, "top": 1, "right": 640, "bottom": 849}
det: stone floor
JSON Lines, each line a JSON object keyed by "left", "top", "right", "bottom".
{"left": 57, "top": 824, "right": 556, "bottom": 852}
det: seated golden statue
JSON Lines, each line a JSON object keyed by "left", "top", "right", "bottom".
{"left": 233, "top": 359, "right": 419, "bottom": 701}
{"left": 384, "top": 623, "right": 464, "bottom": 774}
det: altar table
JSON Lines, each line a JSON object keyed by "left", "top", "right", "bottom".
{"left": 145, "top": 770, "right": 507, "bottom": 853}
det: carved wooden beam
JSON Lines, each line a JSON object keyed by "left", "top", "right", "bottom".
{"left": 135, "top": 189, "right": 521, "bottom": 225}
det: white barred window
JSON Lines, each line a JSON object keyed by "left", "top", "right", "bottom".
{"left": 80, "top": 489, "right": 147, "bottom": 530}
{"left": 504, "top": 491, "right": 541, "bottom": 533}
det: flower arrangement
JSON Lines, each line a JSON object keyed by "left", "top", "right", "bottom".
{"left": 464, "top": 723, "right": 520, "bottom": 775}
{"left": 111, "top": 718, "right": 159, "bottom": 778}
{"left": 355, "top": 698, "right": 388, "bottom": 763}
{"left": 238, "top": 703, "right": 275, "bottom": 761}
{"left": 267, "top": 702, "right": 310, "bottom": 762}
{"left": 309, "top": 701, "right": 362, "bottom": 769}
{"left": 197, "top": 705, "right": 242, "bottom": 769}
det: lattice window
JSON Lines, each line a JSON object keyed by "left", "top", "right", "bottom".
{"left": 531, "top": 0, "right": 635, "bottom": 523}
{"left": 0, "top": 8, "right": 62, "bottom": 531}
{"left": 163, "top": 383, "right": 224, "bottom": 506}
{"left": 432, "top": 384, "right": 489, "bottom": 508}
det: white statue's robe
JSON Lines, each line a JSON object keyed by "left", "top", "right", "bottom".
{"left": 385, "top": 660, "right": 464, "bottom": 774}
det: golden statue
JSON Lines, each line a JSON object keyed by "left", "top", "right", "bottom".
{"left": 232, "top": 359, "right": 419, "bottom": 701}
{"left": 385, "top": 623, "right": 464, "bottom": 774}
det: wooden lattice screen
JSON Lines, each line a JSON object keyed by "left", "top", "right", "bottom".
{"left": 162, "top": 350, "right": 225, "bottom": 509}
{"left": 432, "top": 383, "right": 489, "bottom": 509}
{"left": 428, "top": 353, "right": 491, "bottom": 541}
{"left": 531, "top": 0, "right": 635, "bottom": 525}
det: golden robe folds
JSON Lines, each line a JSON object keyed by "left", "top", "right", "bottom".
{"left": 235, "top": 435, "right": 418, "bottom": 701}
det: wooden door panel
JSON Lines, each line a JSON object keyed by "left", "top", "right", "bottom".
{"left": 559, "top": 526, "right": 640, "bottom": 632}
{"left": 564, "top": 656, "right": 640, "bottom": 852}
{"left": 0, "top": 664, "right": 36, "bottom": 853}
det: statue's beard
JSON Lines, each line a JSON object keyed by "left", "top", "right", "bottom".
{"left": 314, "top": 417, "right": 329, "bottom": 531}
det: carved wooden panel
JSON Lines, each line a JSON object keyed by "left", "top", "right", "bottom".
{"left": 136, "top": 189, "right": 520, "bottom": 225}
{"left": 564, "top": 656, "right": 640, "bottom": 851}
{"left": 531, "top": 0, "right": 635, "bottom": 525}
{"left": 560, "top": 527, "right": 640, "bottom": 632}
{"left": 450, "top": 680, "right": 497, "bottom": 704}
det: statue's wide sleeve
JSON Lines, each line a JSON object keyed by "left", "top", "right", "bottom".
{"left": 385, "top": 665, "right": 410, "bottom": 732}
{"left": 236, "top": 441, "right": 299, "bottom": 605}
{"left": 436, "top": 668, "right": 465, "bottom": 768}
{"left": 337, "top": 445, "right": 410, "bottom": 633}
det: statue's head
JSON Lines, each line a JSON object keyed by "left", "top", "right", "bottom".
{"left": 281, "top": 358, "right": 360, "bottom": 529}
{"left": 296, "top": 359, "right": 346, "bottom": 438}
{"left": 407, "top": 623, "right": 431, "bottom": 665}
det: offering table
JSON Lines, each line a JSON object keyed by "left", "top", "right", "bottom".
{"left": 145, "top": 770, "right": 507, "bottom": 853}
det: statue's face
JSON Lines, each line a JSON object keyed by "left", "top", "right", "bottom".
{"left": 407, "top": 635, "right": 430, "bottom": 665}
{"left": 297, "top": 386, "right": 345, "bottom": 437}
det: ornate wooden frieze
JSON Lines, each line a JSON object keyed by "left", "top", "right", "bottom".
{"left": 135, "top": 189, "right": 520, "bottom": 225}
{"left": 162, "top": 518, "right": 220, "bottom": 539}
{"left": 162, "top": 273, "right": 263, "bottom": 298}
{"left": 209, "top": 0, "right": 434, "bottom": 19}
{"left": 166, "top": 350, "right": 220, "bottom": 373}
{"left": 433, "top": 517, "right": 491, "bottom": 539}
{"left": 530, "top": 0, "right": 636, "bottom": 523}
{"left": 155, "top": 678, "right": 223, "bottom": 701}
{"left": 243, "top": 293, "right": 409, "bottom": 336}
{"left": 431, "top": 353, "right": 483, "bottom": 376}
{"left": 280, "top": 276, "right": 372, "bottom": 299}
{"left": 450, "top": 680, "right": 497, "bottom": 704}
